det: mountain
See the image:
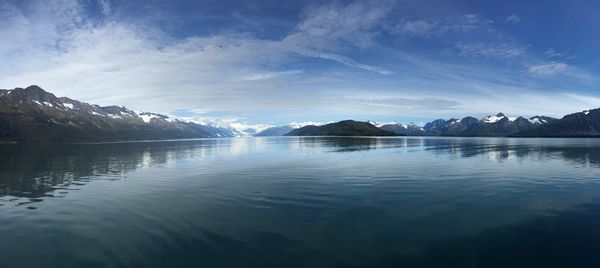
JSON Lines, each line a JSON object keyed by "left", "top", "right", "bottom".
{"left": 378, "top": 122, "right": 425, "bottom": 136}
{"left": 421, "top": 113, "right": 556, "bottom": 137}
{"left": 0, "top": 86, "right": 569, "bottom": 141}
{"left": 528, "top": 115, "right": 556, "bottom": 125}
{"left": 255, "top": 125, "right": 295, "bottom": 136}
{"left": 423, "top": 117, "right": 479, "bottom": 136}
{"left": 286, "top": 120, "right": 398, "bottom": 136}
{"left": 0, "top": 86, "right": 235, "bottom": 143}
{"left": 514, "top": 109, "right": 600, "bottom": 137}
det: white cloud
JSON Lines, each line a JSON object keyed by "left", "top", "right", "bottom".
{"left": 454, "top": 42, "right": 525, "bottom": 59}
{"left": 281, "top": 1, "right": 393, "bottom": 74}
{"left": 391, "top": 14, "right": 493, "bottom": 38}
{"left": 0, "top": 0, "right": 394, "bottom": 116}
{"left": 242, "top": 70, "right": 303, "bottom": 81}
{"left": 543, "top": 48, "right": 562, "bottom": 58}
{"left": 227, "top": 122, "right": 274, "bottom": 134}
{"left": 527, "top": 62, "right": 569, "bottom": 76}
{"left": 0, "top": 0, "right": 598, "bottom": 124}
{"left": 505, "top": 14, "right": 521, "bottom": 24}
{"left": 348, "top": 96, "right": 460, "bottom": 111}
{"left": 97, "top": 0, "right": 112, "bottom": 15}
{"left": 0, "top": 2, "right": 32, "bottom": 55}
{"left": 299, "top": 50, "right": 392, "bottom": 75}
{"left": 288, "top": 121, "right": 328, "bottom": 128}
{"left": 391, "top": 20, "right": 436, "bottom": 37}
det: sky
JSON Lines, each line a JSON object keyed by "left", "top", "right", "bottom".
{"left": 1, "top": 0, "right": 600, "bottom": 126}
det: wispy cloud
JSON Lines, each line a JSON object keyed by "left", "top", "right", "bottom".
{"left": 282, "top": 1, "right": 392, "bottom": 74}
{"left": 299, "top": 50, "right": 392, "bottom": 75}
{"left": 344, "top": 96, "right": 461, "bottom": 112}
{"left": 97, "top": 0, "right": 112, "bottom": 16}
{"left": 0, "top": 0, "right": 598, "bottom": 124}
{"left": 454, "top": 42, "right": 525, "bottom": 59}
{"left": 391, "top": 14, "right": 493, "bottom": 38}
{"left": 543, "top": 48, "right": 562, "bottom": 58}
{"left": 505, "top": 14, "right": 521, "bottom": 24}
{"left": 242, "top": 70, "right": 303, "bottom": 81}
{"left": 527, "top": 62, "right": 570, "bottom": 76}
{"left": 0, "top": 0, "right": 394, "bottom": 115}
{"left": 391, "top": 20, "right": 437, "bottom": 37}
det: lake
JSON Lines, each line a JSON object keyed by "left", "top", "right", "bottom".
{"left": 2, "top": 137, "right": 600, "bottom": 267}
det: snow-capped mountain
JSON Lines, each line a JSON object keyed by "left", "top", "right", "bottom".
{"left": 0, "top": 86, "right": 584, "bottom": 141}
{"left": 0, "top": 86, "right": 236, "bottom": 143}
{"left": 421, "top": 113, "right": 557, "bottom": 137}
{"left": 377, "top": 121, "right": 425, "bottom": 136}
{"left": 528, "top": 115, "right": 555, "bottom": 125}
{"left": 516, "top": 109, "right": 600, "bottom": 137}
{"left": 190, "top": 120, "right": 275, "bottom": 137}
{"left": 254, "top": 121, "right": 329, "bottom": 136}
{"left": 481, "top": 113, "right": 555, "bottom": 125}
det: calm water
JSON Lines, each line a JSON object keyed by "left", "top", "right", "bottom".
{"left": 2, "top": 137, "right": 600, "bottom": 267}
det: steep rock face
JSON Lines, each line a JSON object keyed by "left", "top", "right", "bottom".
{"left": 423, "top": 118, "right": 475, "bottom": 136}
{"left": 423, "top": 119, "right": 448, "bottom": 135}
{"left": 0, "top": 86, "right": 235, "bottom": 143}
{"left": 287, "top": 120, "right": 398, "bottom": 136}
{"left": 515, "top": 109, "right": 600, "bottom": 137}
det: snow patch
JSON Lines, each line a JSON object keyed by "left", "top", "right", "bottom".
{"left": 376, "top": 121, "right": 402, "bottom": 128}
{"left": 108, "top": 114, "right": 122, "bottom": 119}
{"left": 584, "top": 110, "right": 590, "bottom": 115}
{"left": 91, "top": 111, "right": 103, "bottom": 116}
{"left": 63, "top": 103, "right": 74, "bottom": 109}
{"left": 33, "top": 100, "right": 42, "bottom": 106}
{"left": 140, "top": 114, "right": 159, "bottom": 123}
{"left": 529, "top": 117, "right": 547, "bottom": 124}
{"left": 228, "top": 122, "right": 274, "bottom": 136}
{"left": 43, "top": 101, "right": 53, "bottom": 107}
{"left": 482, "top": 115, "right": 506, "bottom": 123}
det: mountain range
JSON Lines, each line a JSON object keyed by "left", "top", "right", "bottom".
{"left": 0, "top": 86, "right": 236, "bottom": 143}
{"left": 419, "top": 113, "right": 555, "bottom": 137}
{"left": 265, "top": 113, "right": 558, "bottom": 137}
{"left": 2, "top": 85, "right": 600, "bottom": 142}
{"left": 514, "top": 109, "right": 600, "bottom": 137}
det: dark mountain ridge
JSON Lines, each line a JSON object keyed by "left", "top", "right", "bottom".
{"left": 2, "top": 86, "right": 597, "bottom": 140}
{"left": 0, "top": 86, "right": 234, "bottom": 143}
{"left": 286, "top": 120, "right": 398, "bottom": 136}
{"left": 417, "top": 113, "right": 556, "bottom": 137}
{"left": 514, "top": 109, "right": 600, "bottom": 137}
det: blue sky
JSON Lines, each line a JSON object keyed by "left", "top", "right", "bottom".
{"left": 1, "top": 0, "right": 600, "bottom": 126}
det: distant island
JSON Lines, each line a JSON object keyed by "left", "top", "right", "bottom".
{"left": 2, "top": 85, "right": 600, "bottom": 143}
{"left": 286, "top": 120, "right": 398, "bottom": 137}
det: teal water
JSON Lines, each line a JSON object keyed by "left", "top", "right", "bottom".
{"left": 2, "top": 137, "right": 600, "bottom": 267}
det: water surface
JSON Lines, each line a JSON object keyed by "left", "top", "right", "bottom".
{"left": 2, "top": 137, "right": 600, "bottom": 267}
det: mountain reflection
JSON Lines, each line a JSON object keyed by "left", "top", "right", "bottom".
{"left": 0, "top": 140, "right": 222, "bottom": 200}
{"left": 420, "top": 138, "right": 600, "bottom": 166}
{"left": 2, "top": 137, "right": 600, "bottom": 204}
